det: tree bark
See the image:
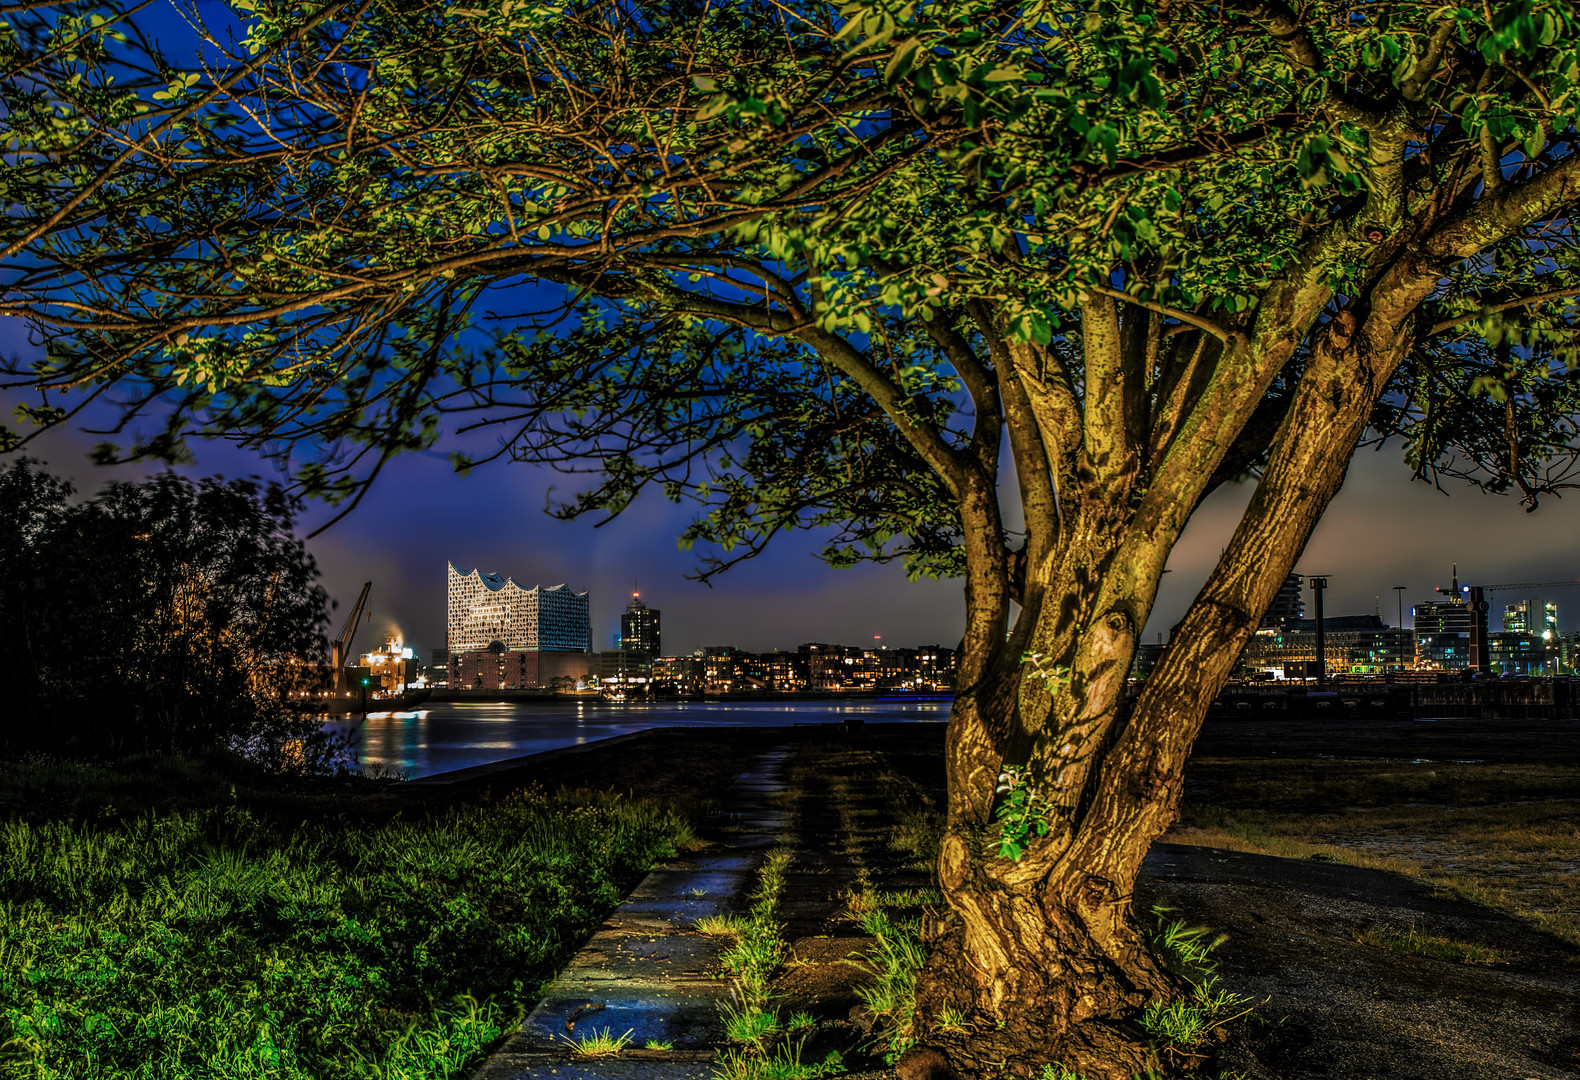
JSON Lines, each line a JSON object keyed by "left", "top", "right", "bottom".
{"left": 907, "top": 287, "right": 1434, "bottom": 1078}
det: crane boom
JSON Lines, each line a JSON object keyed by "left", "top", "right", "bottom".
{"left": 1484, "top": 579, "right": 1580, "bottom": 592}
{"left": 332, "top": 581, "right": 373, "bottom": 670}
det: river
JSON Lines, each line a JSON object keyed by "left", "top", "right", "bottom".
{"left": 330, "top": 697, "right": 953, "bottom": 779}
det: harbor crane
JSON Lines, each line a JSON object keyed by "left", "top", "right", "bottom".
{"left": 331, "top": 581, "right": 372, "bottom": 696}
{"left": 1483, "top": 579, "right": 1580, "bottom": 593}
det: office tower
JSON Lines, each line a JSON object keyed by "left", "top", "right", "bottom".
{"left": 620, "top": 591, "right": 661, "bottom": 655}
{"left": 1260, "top": 573, "right": 1305, "bottom": 629}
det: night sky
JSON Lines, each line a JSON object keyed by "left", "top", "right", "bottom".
{"left": 5, "top": 8, "right": 1577, "bottom": 661}
{"left": 10, "top": 362, "right": 1580, "bottom": 661}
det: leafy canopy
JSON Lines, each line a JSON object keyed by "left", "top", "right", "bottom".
{"left": 3, "top": 0, "right": 1579, "bottom": 571}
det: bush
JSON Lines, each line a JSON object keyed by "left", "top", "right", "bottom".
{"left": 0, "top": 459, "right": 336, "bottom": 767}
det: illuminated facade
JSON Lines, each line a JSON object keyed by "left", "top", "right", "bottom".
{"left": 1413, "top": 599, "right": 1471, "bottom": 669}
{"left": 620, "top": 593, "right": 661, "bottom": 655}
{"left": 1242, "top": 615, "right": 1412, "bottom": 676}
{"left": 446, "top": 563, "right": 591, "bottom": 653}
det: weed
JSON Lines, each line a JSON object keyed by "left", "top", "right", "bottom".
{"left": 786, "top": 1011, "right": 817, "bottom": 1030}
{"left": 1038, "top": 1064, "right": 1091, "bottom": 1080}
{"left": 712, "top": 842, "right": 798, "bottom": 1080}
{"left": 723, "top": 993, "right": 782, "bottom": 1051}
{"left": 644, "top": 1039, "right": 675, "bottom": 1051}
{"left": 1352, "top": 924, "right": 1503, "bottom": 965}
{"left": 933, "top": 1007, "right": 968, "bottom": 1032}
{"left": 695, "top": 914, "right": 747, "bottom": 938}
{"left": 872, "top": 887, "right": 943, "bottom": 908}
{"left": 715, "top": 1039, "right": 843, "bottom": 1080}
{"left": 1139, "top": 983, "right": 1254, "bottom": 1049}
{"left": 852, "top": 909, "right": 927, "bottom": 1062}
{"left": 561, "top": 1027, "right": 634, "bottom": 1057}
{"left": 1149, "top": 906, "right": 1230, "bottom": 978}
{"left": 1142, "top": 908, "right": 1255, "bottom": 1059}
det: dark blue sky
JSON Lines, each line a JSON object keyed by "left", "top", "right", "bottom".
{"left": 6, "top": 4, "right": 1577, "bottom": 657}
{"left": 11, "top": 367, "right": 1580, "bottom": 660}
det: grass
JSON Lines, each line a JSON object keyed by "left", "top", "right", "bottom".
{"left": 851, "top": 907, "right": 926, "bottom": 1060}
{"left": 1352, "top": 924, "right": 1504, "bottom": 965}
{"left": 1170, "top": 757, "right": 1580, "bottom": 947}
{"left": 1140, "top": 908, "right": 1255, "bottom": 1063}
{"left": 561, "top": 1027, "right": 635, "bottom": 1056}
{"left": 802, "top": 743, "right": 940, "bottom": 1067}
{"left": 710, "top": 758, "right": 861, "bottom": 1080}
{"left": 717, "top": 848, "right": 793, "bottom": 999}
{"left": 1037, "top": 1065, "right": 1089, "bottom": 1080}
{"left": 712, "top": 843, "right": 843, "bottom": 1080}
{"left": 0, "top": 754, "right": 694, "bottom": 1080}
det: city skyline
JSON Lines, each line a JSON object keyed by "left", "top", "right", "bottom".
{"left": 8, "top": 371, "right": 1580, "bottom": 659}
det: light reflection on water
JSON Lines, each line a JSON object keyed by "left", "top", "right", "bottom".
{"left": 324, "top": 698, "right": 952, "bottom": 779}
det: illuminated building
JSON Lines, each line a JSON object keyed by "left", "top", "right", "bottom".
{"left": 620, "top": 592, "right": 661, "bottom": 655}
{"left": 450, "top": 647, "right": 593, "bottom": 690}
{"left": 446, "top": 562, "right": 590, "bottom": 652}
{"left": 446, "top": 562, "right": 591, "bottom": 689}
{"left": 1502, "top": 598, "right": 1559, "bottom": 637}
{"left": 1260, "top": 573, "right": 1305, "bottom": 629}
{"left": 1413, "top": 599, "right": 1471, "bottom": 670}
{"left": 1496, "top": 599, "right": 1560, "bottom": 674}
{"left": 1241, "top": 615, "right": 1412, "bottom": 677}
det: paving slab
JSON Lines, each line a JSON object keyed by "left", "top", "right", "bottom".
{"left": 473, "top": 1055, "right": 716, "bottom": 1080}
{"left": 624, "top": 869, "right": 754, "bottom": 904}
{"left": 516, "top": 983, "right": 729, "bottom": 1050}
{"left": 563, "top": 932, "right": 726, "bottom": 979}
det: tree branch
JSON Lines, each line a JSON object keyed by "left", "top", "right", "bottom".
{"left": 1086, "top": 286, "right": 1236, "bottom": 346}
{"left": 1428, "top": 287, "right": 1580, "bottom": 337}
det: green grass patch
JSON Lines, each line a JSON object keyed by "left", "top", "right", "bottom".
{"left": 1352, "top": 924, "right": 1503, "bottom": 966}
{"left": 851, "top": 908, "right": 926, "bottom": 1063}
{"left": 1141, "top": 908, "right": 1255, "bottom": 1063}
{"left": 0, "top": 755, "right": 694, "bottom": 1080}
{"left": 561, "top": 1027, "right": 635, "bottom": 1057}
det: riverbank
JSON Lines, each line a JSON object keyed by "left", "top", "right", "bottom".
{"left": 4, "top": 716, "right": 1575, "bottom": 1079}
{"left": 449, "top": 719, "right": 1580, "bottom": 1079}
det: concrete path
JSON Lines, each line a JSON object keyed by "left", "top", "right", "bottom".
{"left": 469, "top": 747, "right": 795, "bottom": 1080}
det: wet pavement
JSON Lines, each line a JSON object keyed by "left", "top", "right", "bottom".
{"left": 469, "top": 748, "right": 795, "bottom": 1080}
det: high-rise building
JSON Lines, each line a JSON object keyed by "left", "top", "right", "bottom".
{"left": 620, "top": 592, "right": 661, "bottom": 655}
{"left": 1260, "top": 573, "right": 1305, "bottom": 629}
{"left": 446, "top": 563, "right": 590, "bottom": 653}
{"left": 1413, "top": 599, "right": 1471, "bottom": 669}
{"left": 1503, "top": 598, "right": 1558, "bottom": 637}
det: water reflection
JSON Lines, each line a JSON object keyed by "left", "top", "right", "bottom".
{"left": 326, "top": 698, "right": 951, "bottom": 779}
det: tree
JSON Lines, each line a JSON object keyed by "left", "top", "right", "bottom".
{"left": 0, "top": 461, "right": 334, "bottom": 765}
{"left": 4, "top": 0, "right": 1580, "bottom": 1072}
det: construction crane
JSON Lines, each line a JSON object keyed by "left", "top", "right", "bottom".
{"left": 1483, "top": 579, "right": 1580, "bottom": 592}
{"left": 1432, "top": 575, "right": 1578, "bottom": 675}
{"left": 331, "top": 581, "right": 372, "bottom": 695}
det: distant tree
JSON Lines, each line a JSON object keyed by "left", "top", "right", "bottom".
{"left": 4, "top": 1, "right": 1580, "bottom": 1073}
{"left": 0, "top": 461, "right": 334, "bottom": 766}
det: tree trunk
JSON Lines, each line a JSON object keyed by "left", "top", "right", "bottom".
{"left": 906, "top": 291, "right": 1433, "bottom": 1077}
{"left": 911, "top": 668, "right": 1189, "bottom": 1080}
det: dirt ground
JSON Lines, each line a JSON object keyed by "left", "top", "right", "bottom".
{"left": 412, "top": 716, "right": 1580, "bottom": 1079}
